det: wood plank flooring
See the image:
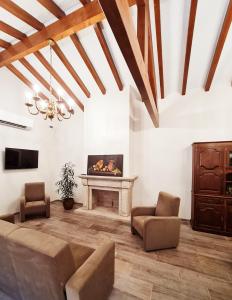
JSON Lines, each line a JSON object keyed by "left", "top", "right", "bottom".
{"left": 17, "top": 202, "right": 232, "bottom": 300}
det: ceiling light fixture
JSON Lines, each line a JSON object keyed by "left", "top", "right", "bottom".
{"left": 25, "top": 40, "right": 74, "bottom": 122}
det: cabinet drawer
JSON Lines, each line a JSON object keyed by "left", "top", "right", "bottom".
{"left": 196, "top": 196, "right": 224, "bottom": 205}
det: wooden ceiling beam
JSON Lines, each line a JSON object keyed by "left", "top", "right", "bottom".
{"left": 147, "top": 4, "right": 157, "bottom": 104}
{"left": 154, "top": 0, "right": 164, "bottom": 99}
{"left": 205, "top": 0, "right": 232, "bottom": 91}
{"left": 0, "top": 39, "right": 10, "bottom": 49}
{"left": 0, "top": 0, "right": 44, "bottom": 31}
{"left": 98, "top": 0, "right": 159, "bottom": 127}
{"left": 79, "top": 0, "right": 123, "bottom": 90}
{"left": 52, "top": 42, "right": 90, "bottom": 98}
{"left": 137, "top": 4, "right": 148, "bottom": 64}
{"left": 70, "top": 34, "right": 106, "bottom": 94}
{"left": 0, "top": 0, "right": 138, "bottom": 68}
{"left": 7, "top": 64, "right": 48, "bottom": 100}
{"left": 94, "top": 23, "right": 123, "bottom": 90}
{"left": 34, "top": 51, "right": 84, "bottom": 111}
{"left": 182, "top": 0, "right": 198, "bottom": 95}
{"left": 36, "top": 0, "right": 105, "bottom": 95}
{"left": 0, "top": 1, "right": 104, "bottom": 67}
{"left": 0, "top": 21, "right": 27, "bottom": 40}
{"left": 37, "top": 0, "right": 65, "bottom": 18}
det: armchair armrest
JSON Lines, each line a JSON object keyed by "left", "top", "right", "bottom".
{"left": 45, "top": 195, "right": 50, "bottom": 218}
{"left": 66, "top": 241, "right": 115, "bottom": 300}
{"left": 143, "top": 216, "right": 181, "bottom": 251}
{"left": 131, "top": 206, "right": 156, "bottom": 218}
{"left": 20, "top": 196, "right": 26, "bottom": 222}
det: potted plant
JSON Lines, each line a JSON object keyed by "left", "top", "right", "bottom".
{"left": 56, "top": 162, "right": 78, "bottom": 210}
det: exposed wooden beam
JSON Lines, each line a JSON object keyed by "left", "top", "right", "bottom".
{"left": 0, "top": 0, "right": 44, "bottom": 31}
{"left": 205, "top": 0, "right": 232, "bottom": 91}
{"left": 147, "top": 5, "right": 157, "bottom": 104}
{"left": 0, "top": 21, "right": 27, "bottom": 40}
{"left": 79, "top": 0, "right": 123, "bottom": 90}
{"left": 137, "top": 2, "right": 148, "bottom": 66}
{"left": 52, "top": 42, "right": 90, "bottom": 98}
{"left": 94, "top": 23, "right": 123, "bottom": 90}
{"left": 70, "top": 34, "right": 106, "bottom": 94}
{"left": 0, "top": 39, "right": 10, "bottom": 49}
{"left": 37, "top": 0, "right": 65, "bottom": 18}
{"left": 0, "top": 1, "right": 104, "bottom": 67}
{"left": 7, "top": 64, "right": 48, "bottom": 100}
{"left": 154, "top": 0, "right": 164, "bottom": 99}
{"left": 182, "top": 0, "right": 198, "bottom": 95}
{"left": 34, "top": 51, "right": 84, "bottom": 111}
{"left": 0, "top": 0, "right": 138, "bottom": 68}
{"left": 36, "top": 0, "right": 106, "bottom": 94}
{"left": 99, "top": 0, "right": 159, "bottom": 127}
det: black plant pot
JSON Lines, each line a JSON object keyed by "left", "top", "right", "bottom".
{"left": 63, "top": 198, "right": 74, "bottom": 210}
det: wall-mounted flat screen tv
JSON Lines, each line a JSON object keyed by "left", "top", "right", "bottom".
{"left": 5, "top": 148, "right": 39, "bottom": 169}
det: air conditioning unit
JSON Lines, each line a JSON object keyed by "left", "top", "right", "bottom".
{"left": 0, "top": 110, "right": 33, "bottom": 130}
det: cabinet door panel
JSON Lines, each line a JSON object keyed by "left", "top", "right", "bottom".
{"left": 195, "top": 146, "right": 224, "bottom": 195}
{"left": 195, "top": 197, "right": 224, "bottom": 230}
{"left": 226, "top": 198, "right": 232, "bottom": 233}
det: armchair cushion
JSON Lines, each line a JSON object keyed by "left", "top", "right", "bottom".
{"left": 156, "top": 191, "right": 180, "bottom": 217}
{"left": 25, "top": 182, "right": 45, "bottom": 202}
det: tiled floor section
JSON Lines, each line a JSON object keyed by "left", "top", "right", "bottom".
{"left": 17, "top": 202, "right": 232, "bottom": 300}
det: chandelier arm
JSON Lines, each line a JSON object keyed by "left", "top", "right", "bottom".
{"left": 62, "top": 112, "right": 72, "bottom": 120}
{"left": 27, "top": 106, "right": 39, "bottom": 115}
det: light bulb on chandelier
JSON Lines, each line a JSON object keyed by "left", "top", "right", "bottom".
{"left": 25, "top": 40, "right": 75, "bottom": 122}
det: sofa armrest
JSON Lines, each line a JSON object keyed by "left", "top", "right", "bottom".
{"left": 143, "top": 217, "right": 181, "bottom": 251}
{"left": 65, "top": 241, "right": 115, "bottom": 300}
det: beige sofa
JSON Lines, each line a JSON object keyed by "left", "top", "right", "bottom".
{"left": 0, "top": 220, "right": 115, "bottom": 300}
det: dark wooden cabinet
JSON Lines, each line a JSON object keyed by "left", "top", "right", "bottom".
{"left": 192, "top": 142, "right": 232, "bottom": 236}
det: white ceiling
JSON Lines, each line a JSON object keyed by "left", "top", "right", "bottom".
{"left": 0, "top": 0, "right": 231, "bottom": 111}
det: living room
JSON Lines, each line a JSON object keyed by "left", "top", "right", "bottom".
{"left": 0, "top": 0, "right": 232, "bottom": 299}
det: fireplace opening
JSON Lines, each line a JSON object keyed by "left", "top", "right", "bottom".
{"left": 92, "top": 190, "right": 119, "bottom": 212}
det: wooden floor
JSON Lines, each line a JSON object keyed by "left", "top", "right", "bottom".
{"left": 18, "top": 202, "right": 232, "bottom": 300}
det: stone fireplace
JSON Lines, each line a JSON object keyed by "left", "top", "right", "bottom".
{"left": 79, "top": 175, "right": 137, "bottom": 217}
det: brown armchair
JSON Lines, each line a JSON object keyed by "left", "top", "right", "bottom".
{"left": 131, "top": 191, "right": 181, "bottom": 251}
{"left": 20, "top": 182, "right": 50, "bottom": 222}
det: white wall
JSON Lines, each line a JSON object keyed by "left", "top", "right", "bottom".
{"left": 0, "top": 68, "right": 54, "bottom": 214}
{"left": 130, "top": 85, "right": 232, "bottom": 219}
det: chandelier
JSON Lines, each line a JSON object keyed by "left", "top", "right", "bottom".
{"left": 25, "top": 40, "right": 74, "bottom": 121}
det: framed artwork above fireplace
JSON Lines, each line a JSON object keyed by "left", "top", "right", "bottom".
{"left": 87, "top": 154, "right": 123, "bottom": 177}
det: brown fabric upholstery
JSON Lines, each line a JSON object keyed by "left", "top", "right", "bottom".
{"left": 156, "top": 191, "right": 180, "bottom": 216}
{"left": 66, "top": 241, "right": 115, "bottom": 300}
{"left": 0, "top": 213, "right": 15, "bottom": 223}
{"left": 131, "top": 191, "right": 181, "bottom": 251}
{"left": 20, "top": 182, "right": 50, "bottom": 222}
{"left": 25, "top": 182, "right": 45, "bottom": 202}
{"left": 0, "top": 220, "right": 115, "bottom": 300}
{"left": 0, "top": 220, "right": 21, "bottom": 299}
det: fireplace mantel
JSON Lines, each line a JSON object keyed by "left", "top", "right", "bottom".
{"left": 79, "top": 175, "right": 138, "bottom": 217}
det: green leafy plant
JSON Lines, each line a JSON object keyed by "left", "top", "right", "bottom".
{"left": 56, "top": 162, "right": 78, "bottom": 200}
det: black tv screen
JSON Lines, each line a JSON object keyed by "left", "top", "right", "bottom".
{"left": 5, "top": 148, "right": 38, "bottom": 170}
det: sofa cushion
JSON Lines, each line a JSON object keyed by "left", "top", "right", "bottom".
{"left": 155, "top": 191, "right": 180, "bottom": 217}
{"left": 69, "top": 243, "right": 94, "bottom": 269}
{"left": 0, "top": 220, "right": 22, "bottom": 299}
{"left": 7, "top": 227, "right": 76, "bottom": 300}
{"left": 133, "top": 216, "right": 151, "bottom": 237}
